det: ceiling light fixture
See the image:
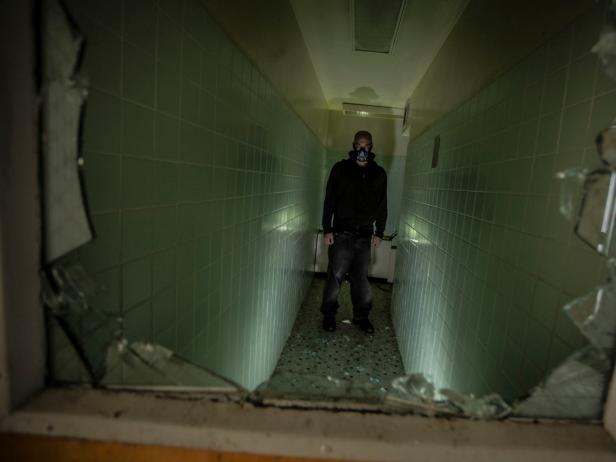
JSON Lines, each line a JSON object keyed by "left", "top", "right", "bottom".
{"left": 342, "top": 103, "right": 404, "bottom": 119}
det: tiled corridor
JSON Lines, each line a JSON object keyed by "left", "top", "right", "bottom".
{"left": 260, "top": 276, "right": 404, "bottom": 399}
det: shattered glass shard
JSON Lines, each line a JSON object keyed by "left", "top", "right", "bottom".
{"left": 440, "top": 389, "right": 511, "bottom": 420}
{"left": 390, "top": 373, "right": 435, "bottom": 402}
{"left": 513, "top": 347, "right": 611, "bottom": 420}
{"left": 43, "top": 263, "right": 121, "bottom": 382}
{"left": 42, "top": 0, "right": 93, "bottom": 262}
{"left": 596, "top": 123, "right": 616, "bottom": 167}
{"left": 103, "top": 338, "right": 242, "bottom": 390}
{"left": 592, "top": 0, "right": 616, "bottom": 81}
{"left": 575, "top": 170, "right": 616, "bottom": 256}
{"left": 555, "top": 167, "right": 588, "bottom": 221}
{"left": 43, "top": 261, "right": 241, "bottom": 391}
{"left": 564, "top": 277, "right": 616, "bottom": 351}
{"left": 385, "top": 374, "right": 510, "bottom": 419}
{"left": 42, "top": 263, "right": 98, "bottom": 316}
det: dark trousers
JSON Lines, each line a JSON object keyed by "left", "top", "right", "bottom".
{"left": 320, "top": 232, "right": 372, "bottom": 320}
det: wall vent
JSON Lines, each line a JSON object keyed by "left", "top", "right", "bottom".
{"left": 353, "top": 0, "right": 406, "bottom": 53}
{"left": 342, "top": 103, "right": 404, "bottom": 119}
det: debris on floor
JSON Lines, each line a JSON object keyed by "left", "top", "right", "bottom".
{"left": 257, "top": 277, "right": 405, "bottom": 401}
{"left": 255, "top": 278, "right": 512, "bottom": 420}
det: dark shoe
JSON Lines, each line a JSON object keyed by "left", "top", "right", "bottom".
{"left": 322, "top": 316, "right": 336, "bottom": 332}
{"left": 353, "top": 318, "right": 374, "bottom": 334}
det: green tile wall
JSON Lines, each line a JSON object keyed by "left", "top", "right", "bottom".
{"left": 392, "top": 4, "right": 615, "bottom": 402}
{"left": 52, "top": 0, "right": 324, "bottom": 389}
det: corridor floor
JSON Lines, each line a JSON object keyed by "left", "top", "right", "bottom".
{"left": 258, "top": 276, "right": 405, "bottom": 400}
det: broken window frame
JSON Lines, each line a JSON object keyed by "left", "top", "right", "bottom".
{"left": 30, "top": 0, "right": 616, "bottom": 423}
{"left": 3, "top": 0, "right": 616, "bottom": 456}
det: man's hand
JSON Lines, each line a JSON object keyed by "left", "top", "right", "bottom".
{"left": 372, "top": 236, "right": 382, "bottom": 248}
{"left": 324, "top": 232, "right": 335, "bottom": 246}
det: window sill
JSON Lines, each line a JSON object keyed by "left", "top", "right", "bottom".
{"left": 1, "top": 386, "right": 615, "bottom": 461}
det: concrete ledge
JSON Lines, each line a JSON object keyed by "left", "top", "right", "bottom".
{"left": 1, "top": 387, "right": 615, "bottom": 461}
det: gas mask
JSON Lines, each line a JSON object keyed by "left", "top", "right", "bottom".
{"left": 351, "top": 142, "right": 373, "bottom": 162}
{"left": 355, "top": 148, "right": 370, "bottom": 162}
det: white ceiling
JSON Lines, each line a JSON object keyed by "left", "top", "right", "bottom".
{"left": 290, "top": 0, "right": 469, "bottom": 111}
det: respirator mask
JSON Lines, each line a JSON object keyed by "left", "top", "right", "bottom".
{"left": 355, "top": 147, "right": 370, "bottom": 162}
{"left": 351, "top": 141, "right": 373, "bottom": 162}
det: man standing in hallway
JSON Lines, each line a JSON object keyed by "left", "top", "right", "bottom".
{"left": 321, "top": 130, "right": 387, "bottom": 334}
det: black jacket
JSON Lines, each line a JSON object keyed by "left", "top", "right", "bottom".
{"left": 322, "top": 154, "right": 387, "bottom": 238}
